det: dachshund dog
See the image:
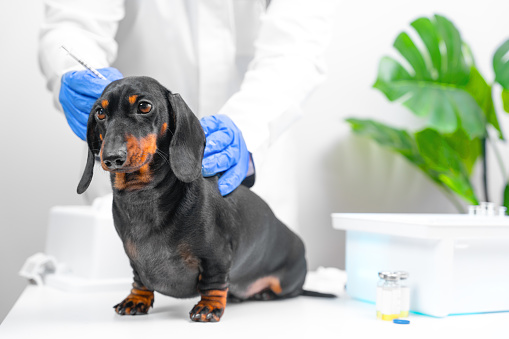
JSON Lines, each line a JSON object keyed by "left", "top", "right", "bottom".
{"left": 77, "top": 76, "right": 325, "bottom": 322}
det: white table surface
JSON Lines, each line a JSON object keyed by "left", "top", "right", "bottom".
{"left": 1, "top": 285, "right": 507, "bottom": 339}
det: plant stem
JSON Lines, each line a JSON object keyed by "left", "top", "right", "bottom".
{"left": 486, "top": 131, "right": 508, "bottom": 184}
{"left": 482, "top": 137, "right": 489, "bottom": 202}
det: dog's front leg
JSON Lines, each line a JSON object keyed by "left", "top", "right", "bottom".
{"left": 190, "top": 257, "right": 230, "bottom": 322}
{"left": 114, "top": 270, "right": 154, "bottom": 316}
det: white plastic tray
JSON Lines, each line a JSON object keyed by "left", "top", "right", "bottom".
{"left": 332, "top": 213, "right": 509, "bottom": 239}
{"left": 332, "top": 213, "right": 509, "bottom": 317}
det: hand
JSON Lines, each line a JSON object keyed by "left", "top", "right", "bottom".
{"left": 59, "top": 67, "right": 123, "bottom": 140}
{"left": 200, "top": 115, "right": 250, "bottom": 196}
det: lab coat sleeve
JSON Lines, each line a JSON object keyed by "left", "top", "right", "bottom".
{"left": 38, "top": 0, "right": 125, "bottom": 109}
{"left": 217, "top": 0, "right": 337, "bottom": 154}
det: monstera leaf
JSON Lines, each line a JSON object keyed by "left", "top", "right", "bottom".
{"left": 346, "top": 119, "right": 479, "bottom": 205}
{"left": 346, "top": 14, "right": 509, "bottom": 211}
{"left": 493, "top": 39, "right": 509, "bottom": 113}
{"left": 346, "top": 118, "right": 423, "bottom": 165}
{"left": 374, "top": 15, "right": 497, "bottom": 139}
{"left": 414, "top": 129, "right": 478, "bottom": 204}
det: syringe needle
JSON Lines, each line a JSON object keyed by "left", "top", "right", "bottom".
{"left": 61, "top": 45, "right": 108, "bottom": 81}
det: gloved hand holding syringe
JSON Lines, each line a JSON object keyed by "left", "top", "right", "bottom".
{"left": 59, "top": 46, "right": 123, "bottom": 140}
{"left": 61, "top": 46, "right": 108, "bottom": 81}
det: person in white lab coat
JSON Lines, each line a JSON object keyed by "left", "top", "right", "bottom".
{"left": 38, "top": 0, "right": 335, "bottom": 232}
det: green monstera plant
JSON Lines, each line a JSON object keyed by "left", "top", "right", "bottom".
{"left": 346, "top": 14, "right": 509, "bottom": 212}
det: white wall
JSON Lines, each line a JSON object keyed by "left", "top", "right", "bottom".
{"left": 2, "top": 0, "right": 509, "bottom": 323}
{"left": 0, "top": 1, "right": 86, "bottom": 323}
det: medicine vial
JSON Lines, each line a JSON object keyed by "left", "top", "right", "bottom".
{"left": 376, "top": 272, "right": 401, "bottom": 321}
{"left": 397, "top": 271, "right": 410, "bottom": 318}
{"left": 376, "top": 271, "right": 389, "bottom": 319}
{"left": 467, "top": 203, "right": 507, "bottom": 217}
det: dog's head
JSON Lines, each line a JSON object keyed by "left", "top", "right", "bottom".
{"left": 77, "top": 76, "right": 205, "bottom": 194}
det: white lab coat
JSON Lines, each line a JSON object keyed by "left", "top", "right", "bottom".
{"left": 38, "top": 0, "right": 336, "bottom": 231}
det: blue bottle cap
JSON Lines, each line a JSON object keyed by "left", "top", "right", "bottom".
{"left": 393, "top": 319, "right": 410, "bottom": 324}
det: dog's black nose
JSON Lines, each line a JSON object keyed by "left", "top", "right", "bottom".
{"left": 102, "top": 151, "right": 127, "bottom": 170}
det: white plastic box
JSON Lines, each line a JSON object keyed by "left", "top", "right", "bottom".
{"left": 44, "top": 195, "right": 132, "bottom": 292}
{"left": 332, "top": 213, "right": 509, "bottom": 317}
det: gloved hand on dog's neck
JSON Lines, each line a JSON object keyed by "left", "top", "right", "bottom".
{"left": 200, "top": 114, "right": 254, "bottom": 196}
{"left": 60, "top": 69, "right": 253, "bottom": 195}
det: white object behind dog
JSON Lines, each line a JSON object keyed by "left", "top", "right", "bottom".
{"left": 20, "top": 194, "right": 132, "bottom": 292}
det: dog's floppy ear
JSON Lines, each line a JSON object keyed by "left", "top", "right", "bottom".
{"left": 168, "top": 93, "right": 205, "bottom": 183}
{"left": 77, "top": 115, "right": 101, "bottom": 194}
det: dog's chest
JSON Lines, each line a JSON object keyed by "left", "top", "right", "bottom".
{"left": 112, "top": 196, "right": 201, "bottom": 297}
{"left": 123, "top": 233, "right": 200, "bottom": 297}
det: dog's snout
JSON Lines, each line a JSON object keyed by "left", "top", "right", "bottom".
{"left": 103, "top": 150, "right": 127, "bottom": 170}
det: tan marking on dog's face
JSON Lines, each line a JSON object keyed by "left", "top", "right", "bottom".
{"left": 100, "top": 134, "right": 157, "bottom": 172}
{"left": 160, "top": 122, "right": 168, "bottom": 137}
{"left": 124, "top": 134, "right": 157, "bottom": 168}
{"left": 99, "top": 130, "right": 158, "bottom": 190}
{"left": 128, "top": 95, "right": 138, "bottom": 105}
{"left": 112, "top": 163, "right": 153, "bottom": 191}
{"left": 99, "top": 140, "right": 107, "bottom": 171}
{"left": 101, "top": 100, "right": 109, "bottom": 108}
{"left": 113, "top": 166, "right": 153, "bottom": 191}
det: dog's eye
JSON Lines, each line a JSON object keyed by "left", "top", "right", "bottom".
{"left": 96, "top": 108, "right": 106, "bottom": 120}
{"left": 138, "top": 102, "right": 152, "bottom": 114}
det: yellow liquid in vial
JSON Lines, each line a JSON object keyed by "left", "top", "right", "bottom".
{"left": 377, "top": 311, "right": 400, "bottom": 321}
{"left": 400, "top": 311, "right": 409, "bottom": 318}
{"left": 382, "top": 314, "right": 400, "bottom": 321}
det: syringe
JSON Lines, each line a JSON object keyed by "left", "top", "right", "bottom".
{"left": 61, "top": 45, "right": 108, "bottom": 80}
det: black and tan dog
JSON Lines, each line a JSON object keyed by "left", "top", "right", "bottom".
{"left": 77, "top": 76, "right": 326, "bottom": 322}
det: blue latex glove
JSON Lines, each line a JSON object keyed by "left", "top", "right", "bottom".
{"left": 59, "top": 67, "right": 123, "bottom": 140}
{"left": 200, "top": 115, "right": 250, "bottom": 196}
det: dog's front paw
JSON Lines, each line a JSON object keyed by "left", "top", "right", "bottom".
{"left": 114, "top": 288, "right": 154, "bottom": 315}
{"left": 189, "top": 289, "right": 228, "bottom": 322}
{"left": 189, "top": 302, "right": 224, "bottom": 322}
